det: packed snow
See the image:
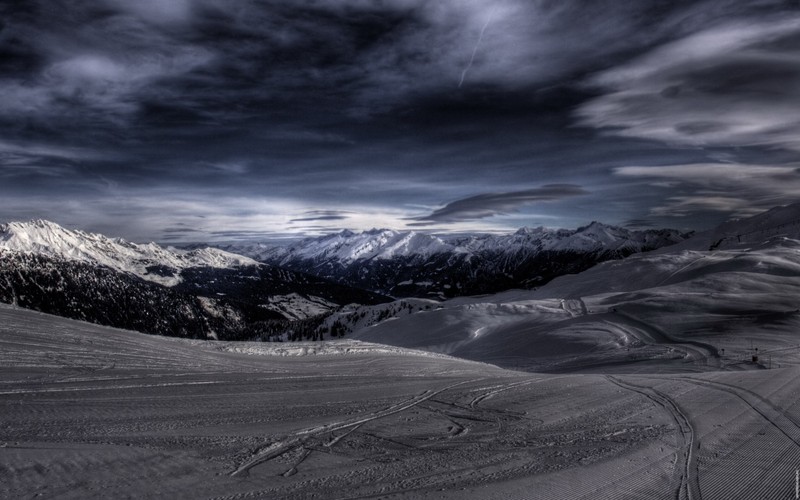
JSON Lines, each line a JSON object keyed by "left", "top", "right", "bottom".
{"left": 3, "top": 302, "right": 800, "bottom": 498}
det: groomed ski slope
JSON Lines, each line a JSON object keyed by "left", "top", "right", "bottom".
{"left": 3, "top": 304, "right": 800, "bottom": 499}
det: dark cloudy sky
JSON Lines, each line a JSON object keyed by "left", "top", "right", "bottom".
{"left": 3, "top": 0, "right": 800, "bottom": 242}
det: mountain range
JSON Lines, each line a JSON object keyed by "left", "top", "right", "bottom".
{"left": 7, "top": 214, "right": 772, "bottom": 346}
{"left": 221, "top": 223, "right": 691, "bottom": 298}
{"left": 0, "top": 220, "right": 389, "bottom": 340}
{"left": 0, "top": 219, "right": 257, "bottom": 286}
{"left": 320, "top": 202, "right": 800, "bottom": 372}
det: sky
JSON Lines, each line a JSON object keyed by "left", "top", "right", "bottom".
{"left": 3, "top": 0, "right": 800, "bottom": 243}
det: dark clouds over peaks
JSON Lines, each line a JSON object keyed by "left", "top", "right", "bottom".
{"left": 1, "top": 0, "right": 800, "bottom": 242}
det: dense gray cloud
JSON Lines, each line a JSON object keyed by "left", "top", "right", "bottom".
{"left": 1, "top": 1, "right": 800, "bottom": 241}
{"left": 577, "top": 15, "right": 800, "bottom": 152}
{"left": 410, "top": 185, "right": 588, "bottom": 225}
{"left": 289, "top": 210, "right": 352, "bottom": 223}
{"left": 623, "top": 219, "right": 658, "bottom": 228}
{"left": 615, "top": 164, "right": 800, "bottom": 218}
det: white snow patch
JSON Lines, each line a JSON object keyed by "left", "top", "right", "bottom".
{"left": 261, "top": 293, "right": 338, "bottom": 321}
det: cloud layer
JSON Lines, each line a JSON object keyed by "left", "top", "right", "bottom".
{"left": 410, "top": 185, "right": 588, "bottom": 225}
{"left": 578, "top": 15, "right": 800, "bottom": 152}
{"left": 2, "top": 1, "right": 800, "bottom": 240}
{"left": 615, "top": 163, "right": 800, "bottom": 218}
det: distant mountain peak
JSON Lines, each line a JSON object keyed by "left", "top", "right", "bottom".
{"left": 0, "top": 219, "right": 258, "bottom": 286}
{"left": 218, "top": 221, "right": 692, "bottom": 298}
{"left": 575, "top": 221, "right": 614, "bottom": 232}
{"left": 363, "top": 228, "right": 394, "bottom": 235}
{"left": 514, "top": 226, "right": 548, "bottom": 236}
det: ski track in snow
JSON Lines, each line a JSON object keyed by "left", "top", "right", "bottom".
{"left": 230, "top": 378, "right": 480, "bottom": 478}
{"left": 610, "top": 310, "right": 719, "bottom": 366}
{"left": 606, "top": 375, "right": 700, "bottom": 500}
{"left": 468, "top": 378, "right": 554, "bottom": 409}
{"left": 560, "top": 298, "right": 588, "bottom": 317}
{"left": 672, "top": 376, "right": 800, "bottom": 448}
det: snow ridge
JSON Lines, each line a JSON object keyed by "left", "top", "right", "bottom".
{"left": 259, "top": 229, "right": 452, "bottom": 264}
{"left": 710, "top": 202, "right": 800, "bottom": 249}
{"left": 218, "top": 223, "right": 691, "bottom": 298}
{"left": 241, "top": 223, "right": 689, "bottom": 265}
{"left": 0, "top": 220, "right": 258, "bottom": 286}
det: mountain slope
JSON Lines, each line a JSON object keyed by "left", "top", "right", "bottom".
{"left": 334, "top": 204, "right": 800, "bottom": 372}
{"left": 0, "top": 220, "right": 392, "bottom": 339}
{"left": 0, "top": 220, "right": 257, "bottom": 286}
{"left": 0, "top": 252, "right": 235, "bottom": 339}
{"left": 226, "top": 224, "right": 691, "bottom": 298}
{"left": 709, "top": 202, "right": 800, "bottom": 250}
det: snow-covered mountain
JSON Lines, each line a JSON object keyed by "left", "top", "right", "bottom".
{"left": 0, "top": 220, "right": 257, "bottom": 286}
{"left": 450, "top": 222, "right": 687, "bottom": 255}
{"left": 255, "top": 229, "right": 453, "bottom": 263}
{"left": 234, "top": 223, "right": 685, "bottom": 263}
{"left": 709, "top": 202, "right": 800, "bottom": 250}
{"left": 324, "top": 202, "right": 800, "bottom": 372}
{"left": 225, "top": 223, "right": 691, "bottom": 298}
{"left": 0, "top": 220, "right": 391, "bottom": 335}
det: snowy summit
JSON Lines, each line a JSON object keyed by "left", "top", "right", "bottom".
{"left": 0, "top": 220, "right": 257, "bottom": 286}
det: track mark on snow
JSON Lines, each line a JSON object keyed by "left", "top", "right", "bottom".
{"left": 468, "top": 377, "right": 556, "bottom": 409}
{"left": 613, "top": 310, "right": 719, "bottom": 365}
{"left": 324, "top": 423, "right": 364, "bottom": 449}
{"left": 606, "top": 376, "right": 700, "bottom": 500}
{"left": 230, "top": 378, "right": 480, "bottom": 477}
{"left": 673, "top": 376, "right": 800, "bottom": 449}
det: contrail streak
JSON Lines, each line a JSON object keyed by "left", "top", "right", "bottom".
{"left": 458, "top": 6, "right": 497, "bottom": 88}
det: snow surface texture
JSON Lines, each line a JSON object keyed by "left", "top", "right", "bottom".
{"left": 0, "top": 220, "right": 257, "bottom": 286}
{"left": 3, "top": 304, "right": 800, "bottom": 499}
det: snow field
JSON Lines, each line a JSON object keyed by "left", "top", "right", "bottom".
{"left": 1, "top": 305, "right": 689, "bottom": 499}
